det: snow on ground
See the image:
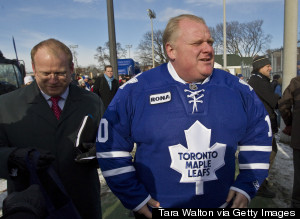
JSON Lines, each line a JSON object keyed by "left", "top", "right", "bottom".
{"left": 268, "top": 134, "right": 293, "bottom": 208}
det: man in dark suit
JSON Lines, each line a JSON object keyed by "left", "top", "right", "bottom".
{"left": 0, "top": 38, "right": 104, "bottom": 219}
{"left": 93, "top": 65, "right": 119, "bottom": 110}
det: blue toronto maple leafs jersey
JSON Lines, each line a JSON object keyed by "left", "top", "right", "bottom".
{"left": 96, "top": 63, "right": 272, "bottom": 209}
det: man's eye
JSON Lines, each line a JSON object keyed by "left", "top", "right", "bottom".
{"left": 192, "top": 42, "right": 203, "bottom": 46}
{"left": 207, "top": 40, "right": 214, "bottom": 46}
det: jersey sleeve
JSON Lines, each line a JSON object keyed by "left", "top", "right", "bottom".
{"left": 96, "top": 84, "right": 151, "bottom": 211}
{"left": 231, "top": 83, "right": 272, "bottom": 200}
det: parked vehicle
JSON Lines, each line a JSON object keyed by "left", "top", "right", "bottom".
{"left": 0, "top": 50, "right": 25, "bottom": 95}
{"left": 117, "top": 58, "right": 141, "bottom": 76}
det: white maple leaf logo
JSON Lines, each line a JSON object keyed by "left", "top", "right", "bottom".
{"left": 169, "top": 120, "right": 226, "bottom": 195}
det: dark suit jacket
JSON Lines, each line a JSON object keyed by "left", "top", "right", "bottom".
{"left": 0, "top": 81, "right": 104, "bottom": 219}
{"left": 93, "top": 75, "right": 119, "bottom": 110}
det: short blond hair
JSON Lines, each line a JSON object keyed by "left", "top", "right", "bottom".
{"left": 162, "top": 14, "right": 206, "bottom": 58}
{"left": 31, "top": 38, "right": 73, "bottom": 67}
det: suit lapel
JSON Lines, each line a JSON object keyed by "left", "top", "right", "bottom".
{"left": 26, "top": 83, "right": 83, "bottom": 126}
{"left": 26, "top": 81, "right": 58, "bottom": 127}
{"left": 58, "top": 84, "right": 81, "bottom": 125}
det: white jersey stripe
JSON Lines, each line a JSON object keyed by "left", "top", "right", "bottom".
{"left": 239, "top": 163, "right": 269, "bottom": 169}
{"left": 102, "top": 166, "right": 135, "bottom": 177}
{"left": 97, "top": 151, "right": 131, "bottom": 158}
{"left": 239, "top": 146, "right": 272, "bottom": 152}
{"left": 133, "top": 195, "right": 152, "bottom": 211}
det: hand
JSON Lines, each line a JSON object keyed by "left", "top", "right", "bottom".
{"left": 136, "top": 198, "right": 160, "bottom": 219}
{"left": 282, "top": 125, "right": 292, "bottom": 136}
{"left": 8, "top": 148, "right": 55, "bottom": 177}
{"left": 75, "top": 143, "right": 96, "bottom": 163}
{"left": 226, "top": 190, "right": 248, "bottom": 208}
{"left": 3, "top": 184, "right": 47, "bottom": 218}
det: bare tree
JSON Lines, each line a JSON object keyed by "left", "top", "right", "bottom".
{"left": 137, "top": 29, "right": 167, "bottom": 67}
{"left": 94, "top": 42, "right": 127, "bottom": 67}
{"left": 211, "top": 20, "right": 272, "bottom": 57}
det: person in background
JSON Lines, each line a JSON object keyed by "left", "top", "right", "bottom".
{"left": 274, "top": 76, "right": 282, "bottom": 127}
{"left": 93, "top": 65, "right": 119, "bottom": 110}
{"left": 122, "top": 76, "right": 127, "bottom": 85}
{"left": 271, "top": 74, "right": 280, "bottom": 92}
{"left": 78, "top": 78, "right": 86, "bottom": 89}
{"left": 24, "top": 75, "right": 34, "bottom": 86}
{"left": 0, "top": 38, "right": 104, "bottom": 219}
{"left": 96, "top": 14, "right": 272, "bottom": 218}
{"left": 118, "top": 75, "right": 123, "bottom": 85}
{"left": 274, "top": 77, "right": 282, "bottom": 97}
{"left": 88, "top": 78, "right": 94, "bottom": 92}
{"left": 237, "top": 74, "right": 244, "bottom": 81}
{"left": 248, "top": 56, "right": 280, "bottom": 198}
{"left": 83, "top": 75, "right": 91, "bottom": 91}
{"left": 278, "top": 75, "right": 300, "bottom": 208}
{"left": 71, "top": 73, "right": 79, "bottom": 86}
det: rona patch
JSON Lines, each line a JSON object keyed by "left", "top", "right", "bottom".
{"left": 150, "top": 92, "right": 171, "bottom": 105}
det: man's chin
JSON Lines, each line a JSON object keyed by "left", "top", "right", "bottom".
{"left": 200, "top": 67, "right": 213, "bottom": 78}
{"left": 44, "top": 88, "right": 64, "bottom": 97}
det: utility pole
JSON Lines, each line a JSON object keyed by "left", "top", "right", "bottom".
{"left": 126, "top": 44, "right": 132, "bottom": 58}
{"left": 282, "top": 0, "right": 298, "bottom": 90}
{"left": 223, "top": 0, "right": 227, "bottom": 70}
{"left": 107, "top": 0, "right": 118, "bottom": 78}
{"left": 147, "top": 9, "right": 156, "bottom": 68}
{"left": 69, "top": 45, "right": 78, "bottom": 74}
{"left": 280, "top": 0, "right": 298, "bottom": 143}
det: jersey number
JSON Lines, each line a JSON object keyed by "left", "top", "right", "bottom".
{"left": 97, "top": 118, "right": 108, "bottom": 143}
{"left": 265, "top": 115, "right": 272, "bottom": 137}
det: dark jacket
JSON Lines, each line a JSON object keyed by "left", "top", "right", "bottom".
{"left": 270, "top": 80, "right": 278, "bottom": 92}
{"left": 278, "top": 76, "right": 300, "bottom": 149}
{"left": 93, "top": 75, "right": 119, "bottom": 110}
{"left": 248, "top": 72, "right": 280, "bottom": 133}
{"left": 0, "top": 81, "right": 104, "bottom": 219}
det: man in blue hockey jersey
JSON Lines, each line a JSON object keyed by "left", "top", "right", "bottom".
{"left": 97, "top": 14, "right": 272, "bottom": 218}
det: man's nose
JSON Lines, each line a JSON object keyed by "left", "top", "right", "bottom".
{"left": 48, "top": 74, "right": 59, "bottom": 82}
{"left": 202, "top": 42, "right": 213, "bottom": 52}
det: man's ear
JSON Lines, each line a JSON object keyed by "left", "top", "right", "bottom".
{"left": 32, "top": 62, "right": 37, "bottom": 77}
{"left": 70, "top": 62, "right": 74, "bottom": 74}
{"left": 165, "top": 43, "right": 176, "bottom": 61}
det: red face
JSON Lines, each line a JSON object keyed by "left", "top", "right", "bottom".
{"left": 33, "top": 47, "right": 73, "bottom": 97}
{"left": 166, "top": 18, "right": 215, "bottom": 82}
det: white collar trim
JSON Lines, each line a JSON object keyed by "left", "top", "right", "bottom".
{"left": 167, "top": 62, "right": 211, "bottom": 85}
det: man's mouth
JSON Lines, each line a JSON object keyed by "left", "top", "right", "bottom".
{"left": 49, "top": 86, "right": 59, "bottom": 89}
{"left": 200, "top": 58, "right": 211, "bottom": 62}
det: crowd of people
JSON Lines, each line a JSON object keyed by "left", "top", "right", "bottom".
{"left": 0, "top": 13, "right": 299, "bottom": 219}
{"left": 74, "top": 71, "right": 133, "bottom": 93}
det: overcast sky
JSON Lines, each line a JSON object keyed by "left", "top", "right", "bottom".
{"left": 0, "top": 0, "right": 298, "bottom": 72}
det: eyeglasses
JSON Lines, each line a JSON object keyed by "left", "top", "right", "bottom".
{"left": 38, "top": 72, "right": 67, "bottom": 78}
